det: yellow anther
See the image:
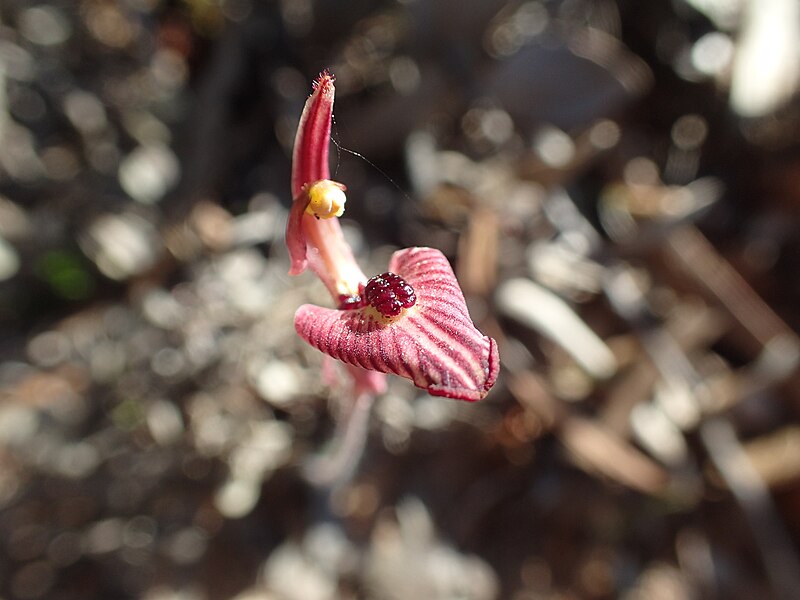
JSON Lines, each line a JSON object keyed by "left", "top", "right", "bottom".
{"left": 305, "top": 180, "right": 347, "bottom": 219}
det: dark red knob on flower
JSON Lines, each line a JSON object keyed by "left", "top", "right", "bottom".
{"left": 365, "top": 272, "right": 416, "bottom": 317}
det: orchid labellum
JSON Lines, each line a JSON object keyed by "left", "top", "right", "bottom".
{"left": 287, "top": 71, "right": 498, "bottom": 402}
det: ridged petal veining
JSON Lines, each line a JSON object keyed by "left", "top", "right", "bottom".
{"left": 294, "top": 247, "right": 499, "bottom": 401}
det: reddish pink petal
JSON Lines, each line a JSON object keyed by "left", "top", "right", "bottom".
{"left": 286, "top": 72, "right": 335, "bottom": 274}
{"left": 294, "top": 247, "right": 499, "bottom": 401}
{"left": 286, "top": 192, "right": 310, "bottom": 275}
{"left": 291, "top": 72, "right": 334, "bottom": 198}
{"left": 285, "top": 73, "right": 365, "bottom": 297}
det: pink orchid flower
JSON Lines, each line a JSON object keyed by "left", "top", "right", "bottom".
{"left": 287, "top": 72, "right": 498, "bottom": 402}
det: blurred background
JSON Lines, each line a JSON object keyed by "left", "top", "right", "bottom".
{"left": 2, "top": 0, "right": 800, "bottom": 598}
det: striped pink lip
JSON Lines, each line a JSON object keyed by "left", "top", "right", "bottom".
{"left": 294, "top": 247, "right": 499, "bottom": 401}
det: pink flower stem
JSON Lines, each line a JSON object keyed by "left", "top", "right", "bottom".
{"left": 302, "top": 391, "right": 376, "bottom": 487}
{"left": 288, "top": 72, "right": 387, "bottom": 485}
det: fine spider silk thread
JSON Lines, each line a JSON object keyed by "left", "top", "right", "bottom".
{"left": 330, "top": 116, "right": 413, "bottom": 204}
